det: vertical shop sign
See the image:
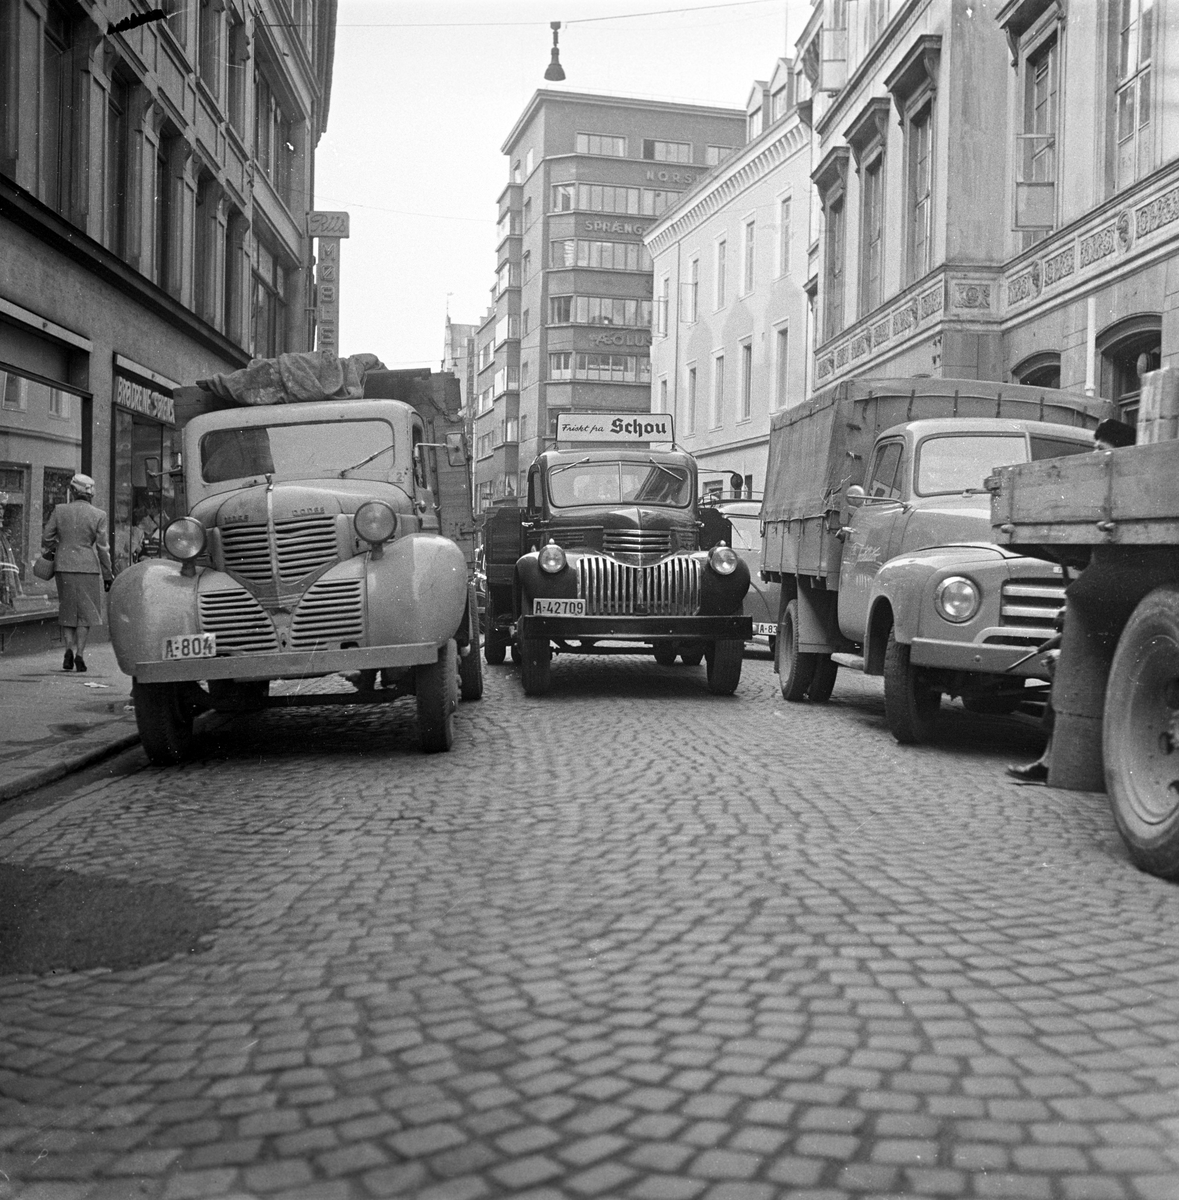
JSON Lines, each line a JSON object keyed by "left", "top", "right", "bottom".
{"left": 309, "top": 211, "right": 350, "bottom": 357}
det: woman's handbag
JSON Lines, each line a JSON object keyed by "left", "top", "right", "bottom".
{"left": 33, "top": 552, "right": 55, "bottom": 581}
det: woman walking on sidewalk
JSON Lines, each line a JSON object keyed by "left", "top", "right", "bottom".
{"left": 41, "top": 474, "right": 113, "bottom": 673}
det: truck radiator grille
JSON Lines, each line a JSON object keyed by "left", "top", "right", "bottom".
{"left": 221, "top": 516, "right": 338, "bottom": 583}
{"left": 290, "top": 578, "right": 365, "bottom": 650}
{"left": 199, "top": 588, "right": 279, "bottom": 654}
{"left": 577, "top": 555, "right": 700, "bottom": 616}
{"left": 984, "top": 579, "right": 1066, "bottom": 647}
{"left": 602, "top": 529, "right": 672, "bottom": 556}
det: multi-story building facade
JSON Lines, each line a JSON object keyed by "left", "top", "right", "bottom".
{"left": 472, "top": 89, "right": 744, "bottom": 512}
{"left": 0, "top": 0, "right": 336, "bottom": 627}
{"left": 647, "top": 55, "right": 812, "bottom": 498}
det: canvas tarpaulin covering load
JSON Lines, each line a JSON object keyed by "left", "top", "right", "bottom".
{"left": 197, "top": 352, "right": 385, "bottom": 406}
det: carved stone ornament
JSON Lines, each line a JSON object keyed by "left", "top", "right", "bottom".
{"left": 1116, "top": 210, "right": 1133, "bottom": 252}
{"left": 954, "top": 283, "right": 992, "bottom": 310}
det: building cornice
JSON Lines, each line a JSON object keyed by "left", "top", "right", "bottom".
{"left": 644, "top": 116, "right": 809, "bottom": 256}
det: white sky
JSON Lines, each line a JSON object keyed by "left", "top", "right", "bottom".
{"left": 313, "top": 0, "right": 809, "bottom": 371}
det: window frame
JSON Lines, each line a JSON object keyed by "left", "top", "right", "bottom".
{"left": 739, "top": 339, "right": 753, "bottom": 423}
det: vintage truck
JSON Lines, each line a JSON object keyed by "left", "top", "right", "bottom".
{"left": 761, "top": 377, "right": 1105, "bottom": 742}
{"left": 990, "top": 370, "right": 1179, "bottom": 877}
{"left": 482, "top": 415, "right": 752, "bottom": 696}
{"left": 108, "top": 353, "right": 481, "bottom": 762}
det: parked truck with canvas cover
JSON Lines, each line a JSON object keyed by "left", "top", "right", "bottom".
{"left": 482, "top": 413, "right": 752, "bottom": 696}
{"left": 108, "top": 354, "right": 481, "bottom": 762}
{"left": 761, "top": 377, "right": 1104, "bottom": 742}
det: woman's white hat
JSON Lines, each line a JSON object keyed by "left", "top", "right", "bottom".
{"left": 69, "top": 473, "right": 96, "bottom": 495}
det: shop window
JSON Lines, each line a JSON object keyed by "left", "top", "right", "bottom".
{"left": 110, "top": 393, "right": 183, "bottom": 574}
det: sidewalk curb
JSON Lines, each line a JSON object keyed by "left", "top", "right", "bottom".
{"left": 0, "top": 731, "right": 142, "bottom": 803}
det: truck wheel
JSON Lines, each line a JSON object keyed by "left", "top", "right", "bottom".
{"left": 459, "top": 640, "right": 484, "bottom": 701}
{"left": 653, "top": 643, "right": 678, "bottom": 666}
{"left": 706, "top": 638, "right": 743, "bottom": 695}
{"left": 417, "top": 640, "right": 458, "bottom": 753}
{"left": 1104, "top": 585, "right": 1179, "bottom": 879}
{"left": 519, "top": 636, "right": 551, "bottom": 696}
{"left": 680, "top": 645, "right": 704, "bottom": 666}
{"left": 484, "top": 623, "right": 508, "bottom": 665}
{"left": 884, "top": 629, "right": 941, "bottom": 744}
{"left": 808, "top": 655, "right": 839, "bottom": 704}
{"left": 134, "top": 681, "right": 195, "bottom": 765}
{"left": 777, "top": 600, "right": 816, "bottom": 701}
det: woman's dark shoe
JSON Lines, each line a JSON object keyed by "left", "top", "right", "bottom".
{"left": 1006, "top": 760, "right": 1048, "bottom": 783}
{"left": 62, "top": 649, "right": 74, "bottom": 671}
{"left": 74, "top": 654, "right": 87, "bottom": 673}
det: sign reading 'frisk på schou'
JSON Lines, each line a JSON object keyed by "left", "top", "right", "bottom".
{"left": 556, "top": 412, "right": 675, "bottom": 444}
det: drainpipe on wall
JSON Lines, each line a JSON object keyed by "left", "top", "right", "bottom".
{"left": 1085, "top": 295, "right": 1097, "bottom": 397}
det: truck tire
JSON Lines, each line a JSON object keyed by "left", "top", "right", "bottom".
{"left": 417, "top": 640, "right": 458, "bottom": 753}
{"left": 653, "top": 643, "right": 678, "bottom": 666}
{"left": 679, "top": 645, "right": 704, "bottom": 666}
{"left": 484, "top": 600, "right": 508, "bottom": 665}
{"left": 777, "top": 600, "right": 816, "bottom": 701}
{"left": 808, "top": 655, "right": 839, "bottom": 704}
{"left": 884, "top": 629, "right": 941, "bottom": 744}
{"left": 706, "top": 638, "right": 743, "bottom": 695}
{"left": 1104, "top": 585, "right": 1179, "bottom": 879}
{"left": 519, "top": 635, "right": 551, "bottom": 696}
{"left": 459, "top": 640, "right": 484, "bottom": 701}
{"left": 134, "top": 681, "right": 195, "bottom": 765}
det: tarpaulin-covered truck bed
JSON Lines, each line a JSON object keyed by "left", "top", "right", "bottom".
{"left": 762, "top": 376, "right": 1103, "bottom": 582}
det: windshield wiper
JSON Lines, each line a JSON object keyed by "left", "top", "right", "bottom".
{"left": 339, "top": 444, "right": 394, "bottom": 477}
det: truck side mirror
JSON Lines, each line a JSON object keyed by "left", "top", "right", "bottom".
{"left": 144, "top": 456, "right": 160, "bottom": 480}
{"left": 846, "top": 484, "right": 866, "bottom": 508}
{"left": 445, "top": 432, "right": 467, "bottom": 468}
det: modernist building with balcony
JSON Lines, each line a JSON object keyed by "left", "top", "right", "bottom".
{"left": 0, "top": 0, "right": 336, "bottom": 632}
{"left": 481, "top": 89, "right": 744, "bottom": 504}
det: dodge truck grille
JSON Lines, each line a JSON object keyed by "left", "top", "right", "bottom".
{"left": 602, "top": 529, "right": 672, "bottom": 557}
{"left": 577, "top": 555, "right": 700, "bottom": 616}
{"left": 199, "top": 588, "right": 279, "bottom": 654}
{"left": 221, "top": 516, "right": 338, "bottom": 583}
{"left": 984, "top": 579, "right": 1066, "bottom": 648}
{"left": 290, "top": 578, "right": 365, "bottom": 650}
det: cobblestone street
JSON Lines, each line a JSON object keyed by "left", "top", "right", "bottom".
{"left": 3, "top": 653, "right": 1179, "bottom": 1200}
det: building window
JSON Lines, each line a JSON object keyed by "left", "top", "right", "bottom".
{"left": 824, "top": 198, "right": 845, "bottom": 339}
{"left": 550, "top": 296, "right": 572, "bottom": 324}
{"left": 496, "top": 261, "right": 519, "bottom": 294}
{"left": 860, "top": 155, "right": 884, "bottom": 315}
{"left": 105, "top": 74, "right": 131, "bottom": 257}
{"left": 194, "top": 174, "right": 218, "bottom": 323}
{"left": 686, "top": 366, "right": 697, "bottom": 435}
{"left": 549, "top": 240, "right": 650, "bottom": 271}
{"left": 1099, "top": 317, "right": 1161, "bottom": 425}
{"left": 771, "top": 83, "right": 791, "bottom": 122}
{"left": 549, "top": 182, "right": 683, "bottom": 217}
{"left": 154, "top": 133, "right": 176, "bottom": 292}
{"left": 740, "top": 341, "right": 752, "bottom": 422}
{"left": 40, "top": 1, "right": 76, "bottom": 216}
{"left": 906, "top": 104, "right": 932, "bottom": 284}
{"left": 525, "top": 147, "right": 534, "bottom": 174}
{"left": 576, "top": 132, "right": 627, "bottom": 157}
{"left": 742, "top": 219, "right": 755, "bottom": 294}
{"left": 251, "top": 239, "right": 287, "bottom": 357}
{"left": 715, "top": 239, "right": 726, "bottom": 308}
{"left": 712, "top": 355, "right": 725, "bottom": 428}
{"left": 227, "top": 14, "right": 248, "bottom": 134}
{"left": 1115, "top": 0, "right": 1154, "bottom": 191}
{"left": 551, "top": 296, "right": 652, "bottom": 327}
{"left": 520, "top": 362, "right": 530, "bottom": 390}
{"left": 197, "top": 0, "right": 222, "bottom": 98}
{"left": 1012, "top": 351, "right": 1061, "bottom": 389}
{"left": 1016, "top": 36, "right": 1058, "bottom": 243}
{"left": 643, "top": 139, "right": 691, "bottom": 163}
{"left": 775, "top": 325, "right": 789, "bottom": 410}
{"left": 255, "top": 69, "right": 293, "bottom": 206}
{"left": 686, "top": 257, "right": 699, "bottom": 323}
{"left": 706, "top": 145, "right": 733, "bottom": 166}
{"left": 657, "top": 276, "right": 669, "bottom": 336}
{"left": 522, "top": 250, "right": 531, "bottom": 280}
{"left": 658, "top": 377, "right": 668, "bottom": 413}
{"left": 778, "top": 197, "right": 791, "bottom": 277}
{"left": 523, "top": 197, "right": 532, "bottom": 227}
{"left": 522, "top": 309, "right": 530, "bottom": 336}
{"left": 748, "top": 107, "right": 762, "bottom": 141}
{"left": 549, "top": 352, "right": 572, "bottom": 380}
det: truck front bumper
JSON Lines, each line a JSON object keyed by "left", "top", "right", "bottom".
{"left": 908, "top": 636, "right": 1053, "bottom": 678}
{"left": 517, "top": 615, "right": 752, "bottom": 641}
{"left": 133, "top": 643, "right": 442, "bottom": 683}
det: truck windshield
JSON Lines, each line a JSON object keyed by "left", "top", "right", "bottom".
{"left": 548, "top": 460, "right": 692, "bottom": 508}
{"left": 200, "top": 420, "right": 396, "bottom": 484}
{"left": 915, "top": 434, "right": 1029, "bottom": 496}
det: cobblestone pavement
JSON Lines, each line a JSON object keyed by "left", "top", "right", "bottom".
{"left": 3, "top": 652, "right": 1179, "bottom": 1200}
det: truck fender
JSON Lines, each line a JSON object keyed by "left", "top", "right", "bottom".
{"left": 794, "top": 584, "right": 839, "bottom": 655}
{"left": 863, "top": 597, "right": 895, "bottom": 675}
{"left": 367, "top": 533, "right": 468, "bottom": 649}
{"left": 109, "top": 560, "right": 203, "bottom": 676}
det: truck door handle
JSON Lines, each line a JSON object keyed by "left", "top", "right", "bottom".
{"left": 836, "top": 526, "right": 853, "bottom": 542}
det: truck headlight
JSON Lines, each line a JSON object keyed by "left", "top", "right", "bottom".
{"left": 354, "top": 501, "right": 398, "bottom": 545}
{"left": 163, "top": 517, "right": 206, "bottom": 561}
{"left": 538, "top": 541, "right": 567, "bottom": 574}
{"left": 708, "top": 544, "right": 739, "bottom": 576}
{"left": 936, "top": 576, "right": 981, "bottom": 623}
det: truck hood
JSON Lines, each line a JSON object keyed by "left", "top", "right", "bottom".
{"left": 900, "top": 493, "right": 992, "bottom": 551}
{"left": 190, "top": 479, "right": 416, "bottom": 529}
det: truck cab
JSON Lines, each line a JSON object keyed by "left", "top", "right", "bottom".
{"left": 109, "top": 395, "right": 473, "bottom": 761}
{"left": 483, "top": 446, "right": 752, "bottom": 695}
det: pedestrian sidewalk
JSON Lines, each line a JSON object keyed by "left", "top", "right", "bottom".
{"left": 0, "top": 641, "right": 139, "bottom": 803}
